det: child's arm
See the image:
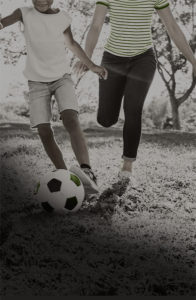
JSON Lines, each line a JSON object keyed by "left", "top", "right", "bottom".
{"left": 64, "top": 26, "right": 107, "bottom": 79}
{"left": 0, "top": 9, "right": 22, "bottom": 30}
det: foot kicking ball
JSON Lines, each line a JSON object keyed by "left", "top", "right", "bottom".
{"left": 35, "top": 169, "right": 85, "bottom": 213}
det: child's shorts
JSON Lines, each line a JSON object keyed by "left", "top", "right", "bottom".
{"left": 28, "top": 73, "right": 79, "bottom": 128}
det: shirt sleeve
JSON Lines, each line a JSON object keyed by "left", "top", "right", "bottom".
{"left": 96, "top": 1, "right": 110, "bottom": 8}
{"left": 154, "top": 0, "right": 169, "bottom": 10}
{"left": 61, "top": 11, "right": 72, "bottom": 30}
{"left": 19, "top": 7, "right": 31, "bottom": 23}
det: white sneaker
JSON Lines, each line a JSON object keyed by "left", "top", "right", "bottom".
{"left": 118, "top": 170, "right": 132, "bottom": 180}
{"left": 70, "top": 165, "right": 99, "bottom": 195}
{"left": 118, "top": 171, "right": 138, "bottom": 188}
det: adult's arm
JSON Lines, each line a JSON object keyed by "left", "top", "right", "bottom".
{"left": 74, "top": 4, "right": 108, "bottom": 75}
{"left": 157, "top": 6, "right": 196, "bottom": 75}
{"left": 85, "top": 4, "right": 108, "bottom": 58}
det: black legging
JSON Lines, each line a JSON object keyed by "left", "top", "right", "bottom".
{"left": 98, "top": 48, "right": 157, "bottom": 161}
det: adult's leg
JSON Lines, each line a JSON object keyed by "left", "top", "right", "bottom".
{"left": 122, "top": 51, "right": 157, "bottom": 172}
{"left": 37, "top": 123, "right": 67, "bottom": 169}
{"left": 61, "top": 109, "right": 90, "bottom": 166}
{"left": 97, "top": 51, "right": 127, "bottom": 127}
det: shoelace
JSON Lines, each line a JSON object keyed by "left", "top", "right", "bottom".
{"left": 83, "top": 168, "right": 97, "bottom": 184}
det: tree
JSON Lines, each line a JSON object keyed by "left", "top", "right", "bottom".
{"left": 152, "top": 0, "right": 196, "bottom": 129}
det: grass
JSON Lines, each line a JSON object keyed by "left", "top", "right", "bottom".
{"left": 0, "top": 122, "right": 196, "bottom": 296}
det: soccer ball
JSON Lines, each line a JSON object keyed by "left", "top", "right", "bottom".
{"left": 35, "top": 169, "right": 85, "bottom": 213}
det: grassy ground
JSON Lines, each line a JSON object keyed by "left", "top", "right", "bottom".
{"left": 0, "top": 122, "right": 196, "bottom": 296}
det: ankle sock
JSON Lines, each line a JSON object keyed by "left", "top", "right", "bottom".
{"left": 80, "top": 163, "right": 91, "bottom": 169}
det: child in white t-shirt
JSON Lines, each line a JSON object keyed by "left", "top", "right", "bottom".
{"left": 0, "top": 0, "right": 107, "bottom": 194}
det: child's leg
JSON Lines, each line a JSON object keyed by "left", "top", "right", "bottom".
{"left": 37, "top": 123, "right": 66, "bottom": 169}
{"left": 61, "top": 110, "right": 99, "bottom": 194}
{"left": 61, "top": 110, "right": 90, "bottom": 166}
{"left": 53, "top": 74, "right": 98, "bottom": 193}
{"left": 28, "top": 80, "right": 66, "bottom": 169}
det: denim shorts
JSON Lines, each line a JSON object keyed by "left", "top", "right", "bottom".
{"left": 28, "top": 73, "right": 78, "bottom": 128}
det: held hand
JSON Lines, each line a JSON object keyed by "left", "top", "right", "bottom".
{"left": 193, "top": 63, "right": 196, "bottom": 78}
{"left": 90, "top": 64, "right": 108, "bottom": 80}
{"left": 73, "top": 61, "right": 88, "bottom": 76}
{"left": 0, "top": 14, "right": 3, "bottom": 30}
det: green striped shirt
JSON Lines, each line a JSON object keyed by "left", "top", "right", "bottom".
{"left": 96, "top": 0, "right": 170, "bottom": 57}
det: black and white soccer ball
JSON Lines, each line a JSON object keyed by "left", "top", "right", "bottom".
{"left": 35, "top": 169, "right": 85, "bottom": 213}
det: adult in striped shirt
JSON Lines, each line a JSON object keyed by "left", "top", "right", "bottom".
{"left": 75, "top": 0, "right": 196, "bottom": 183}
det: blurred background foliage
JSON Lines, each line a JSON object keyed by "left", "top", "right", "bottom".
{"left": 0, "top": 0, "right": 196, "bottom": 131}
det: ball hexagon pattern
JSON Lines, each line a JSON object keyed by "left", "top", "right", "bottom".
{"left": 47, "top": 178, "right": 62, "bottom": 193}
{"left": 36, "top": 169, "right": 85, "bottom": 213}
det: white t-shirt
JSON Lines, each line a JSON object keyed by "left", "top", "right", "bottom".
{"left": 20, "top": 7, "right": 71, "bottom": 82}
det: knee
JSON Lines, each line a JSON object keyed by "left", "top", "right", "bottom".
{"left": 37, "top": 124, "right": 53, "bottom": 139}
{"left": 61, "top": 110, "right": 79, "bottom": 133}
{"left": 97, "top": 115, "right": 118, "bottom": 128}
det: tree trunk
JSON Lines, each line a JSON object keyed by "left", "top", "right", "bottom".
{"left": 170, "top": 96, "right": 181, "bottom": 130}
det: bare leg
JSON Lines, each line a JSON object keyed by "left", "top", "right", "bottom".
{"left": 122, "top": 160, "right": 133, "bottom": 173}
{"left": 61, "top": 110, "right": 90, "bottom": 166}
{"left": 37, "top": 123, "right": 67, "bottom": 169}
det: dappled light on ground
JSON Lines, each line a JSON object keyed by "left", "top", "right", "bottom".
{"left": 0, "top": 124, "right": 196, "bottom": 296}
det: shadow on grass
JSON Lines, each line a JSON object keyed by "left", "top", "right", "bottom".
{"left": 0, "top": 164, "right": 195, "bottom": 296}
{"left": 1, "top": 207, "right": 195, "bottom": 296}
